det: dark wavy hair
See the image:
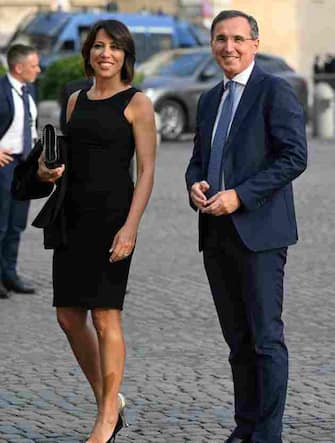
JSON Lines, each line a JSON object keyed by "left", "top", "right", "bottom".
{"left": 81, "top": 19, "right": 136, "bottom": 83}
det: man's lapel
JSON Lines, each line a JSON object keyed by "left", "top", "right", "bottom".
{"left": 226, "top": 64, "right": 265, "bottom": 147}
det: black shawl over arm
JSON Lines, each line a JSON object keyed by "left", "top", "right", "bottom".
{"left": 11, "top": 136, "right": 69, "bottom": 249}
{"left": 11, "top": 140, "right": 54, "bottom": 200}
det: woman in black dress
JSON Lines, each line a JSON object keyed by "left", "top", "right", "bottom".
{"left": 37, "top": 20, "right": 156, "bottom": 443}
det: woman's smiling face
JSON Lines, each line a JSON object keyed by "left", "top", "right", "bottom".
{"left": 89, "top": 28, "right": 125, "bottom": 79}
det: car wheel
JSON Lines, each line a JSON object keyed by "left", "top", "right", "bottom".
{"left": 157, "top": 100, "right": 186, "bottom": 141}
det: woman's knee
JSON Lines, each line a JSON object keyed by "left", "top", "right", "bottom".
{"left": 91, "top": 309, "right": 122, "bottom": 338}
{"left": 56, "top": 307, "right": 87, "bottom": 335}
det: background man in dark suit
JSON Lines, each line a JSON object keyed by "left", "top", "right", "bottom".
{"left": 185, "top": 10, "right": 307, "bottom": 443}
{"left": 0, "top": 44, "right": 40, "bottom": 298}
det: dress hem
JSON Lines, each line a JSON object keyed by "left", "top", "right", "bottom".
{"left": 52, "top": 303, "right": 124, "bottom": 310}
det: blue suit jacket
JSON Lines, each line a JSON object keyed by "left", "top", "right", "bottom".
{"left": 0, "top": 74, "right": 37, "bottom": 188}
{"left": 185, "top": 64, "right": 307, "bottom": 252}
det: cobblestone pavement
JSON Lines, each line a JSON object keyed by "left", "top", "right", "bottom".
{"left": 0, "top": 135, "right": 334, "bottom": 442}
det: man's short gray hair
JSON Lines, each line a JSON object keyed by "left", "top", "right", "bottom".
{"left": 211, "top": 10, "right": 259, "bottom": 40}
{"left": 7, "top": 44, "right": 37, "bottom": 70}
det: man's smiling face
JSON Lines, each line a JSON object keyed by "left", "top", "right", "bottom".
{"left": 211, "top": 16, "right": 259, "bottom": 79}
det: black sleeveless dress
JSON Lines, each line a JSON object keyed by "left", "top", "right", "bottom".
{"left": 52, "top": 87, "right": 138, "bottom": 309}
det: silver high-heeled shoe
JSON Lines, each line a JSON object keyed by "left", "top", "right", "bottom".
{"left": 117, "top": 393, "right": 129, "bottom": 427}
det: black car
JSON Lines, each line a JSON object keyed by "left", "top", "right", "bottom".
{"left": 138, "top": 48, "right": 308, "bottom": 141}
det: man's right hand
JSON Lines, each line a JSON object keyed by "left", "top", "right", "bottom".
{"left": 37, "top": 154, "right": 65, "bottom": 183}
{"left": 0, "top": 149, "right": 13, "bottom": 167}
{"left": 190, "top": 180, "right": 209, "bottom": 210}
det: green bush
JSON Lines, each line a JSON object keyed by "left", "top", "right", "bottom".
{"left": 0, "top": 64, "right": 7, "bottom": 76}
{"left": 38, "top": 54, "right": 85, "bottom": 101}
{"left": 38, "top": 53, "right": 145, "bottom": 101}
{"left": 134, "top": 71, "right": 144, "bottom": 86}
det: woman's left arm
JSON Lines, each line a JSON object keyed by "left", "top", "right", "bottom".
{"left": 110, "top": 92, "right": 156, "bottom": 262}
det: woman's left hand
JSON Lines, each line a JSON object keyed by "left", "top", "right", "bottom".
{"left": 109, "top": 224, "right": 137, "bottom": 263}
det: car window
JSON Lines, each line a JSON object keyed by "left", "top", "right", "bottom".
{"left": 175, "top": 22, "right": 198, "bottom": 47}
{"left": 10, "top": 33, "right": 56, "bottom": 54}
{"left": 132, "top": 33, "right": 147, "bottom": 64}
{"left": 22, "top": 12, "right": 70, "bottom": 37}
{"left": 256, "top": 55, "right": 293, "bottom": 73}
{"left": 10, "top": 12, "right": 70, "bottom": 54}
{"left": 188, "top": 23, "right": 210, "bottom": 45}
{"left": 202, "top": 59, "right": 223, "bottom": 79}
{"left": 143, "top": 34, "right": 173, "bottom": 61}
{"left": 144, "top": 51, "right": 207, "bottom": 77}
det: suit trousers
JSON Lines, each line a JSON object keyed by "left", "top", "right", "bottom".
{"left": 203, "top": 215, "right": 288, "bottom": 443}
{"left": 0, "top": 158, "right": 30, "bottom": 281}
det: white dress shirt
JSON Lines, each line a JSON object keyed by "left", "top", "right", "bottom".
{"left": 211, "top": 61, "right": 255, "bottom": 142}
{"left": 0, "top": 73, "right": 38, "bottom": 154}
{"left": 211, "top": 61, "right": 255, "bottom": 189}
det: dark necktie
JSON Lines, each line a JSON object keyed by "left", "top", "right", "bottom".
{"left": 21, "top": 85, "right": 32, "bottom": 159}
{"left": 207, "top": 80, "right": 237, "bottom": 197}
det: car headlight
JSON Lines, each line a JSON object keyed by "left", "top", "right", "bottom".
{"left": 143, "top": 88, "right": 160, "bottom": 103}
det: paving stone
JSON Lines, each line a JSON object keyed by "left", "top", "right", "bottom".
{"left": 0, "top": 135, "right": 334, "bottom": 441}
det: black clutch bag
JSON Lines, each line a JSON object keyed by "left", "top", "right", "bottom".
{"left": 12, "top": 124, "right": 69, "bottom": 202}
{"left": 43, "top": 124, "right": 63, "bottom": 169}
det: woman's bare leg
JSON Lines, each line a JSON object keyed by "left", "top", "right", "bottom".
{"left": 56, "top": 307, "right": 103, "bottom": 407}
{"left": 87, "top": 308, "right": 125, "bottom": 443}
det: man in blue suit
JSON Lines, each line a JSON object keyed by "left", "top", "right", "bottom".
{"left": 0, "top": 44, "right": 40, "bottom": 298}
{"left": 185, "top": 10, "right": 307, "bottom": 443}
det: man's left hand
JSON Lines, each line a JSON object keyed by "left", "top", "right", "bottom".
{"left": 201, "top": 189, "right": 241, "bottom": 216}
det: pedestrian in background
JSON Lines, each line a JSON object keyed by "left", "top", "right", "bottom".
{"left": 185, "top": 10, "right": 307, "bottom": 443}
{"left": 36, "top": 20, "right": 156, "bottom": 443}
{"left": 0, "top": 44, "right": 40, "bottom": 299}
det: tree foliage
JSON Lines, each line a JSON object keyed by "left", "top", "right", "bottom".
{"left": 0, "top": 64, "right": 7, "bottom": 76}
{"left": 38, "top": 54, "right": 85, "bottom": 101}
{"left": 38, "top": 54, "right": 145, "bottom": 101}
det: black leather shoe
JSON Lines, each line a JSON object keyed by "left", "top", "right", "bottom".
{"left": 0, "top": 282, "right": 10, "bottom": 299}
{"left": 3, "top": 278, "right": 35, "bottom": 294}
{"left": 225, "top": 436, "right": 251, "bottom": 443}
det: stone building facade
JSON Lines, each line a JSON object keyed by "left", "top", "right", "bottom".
{"left": 230, "top": 0, "right": 334, "bottom": 98}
